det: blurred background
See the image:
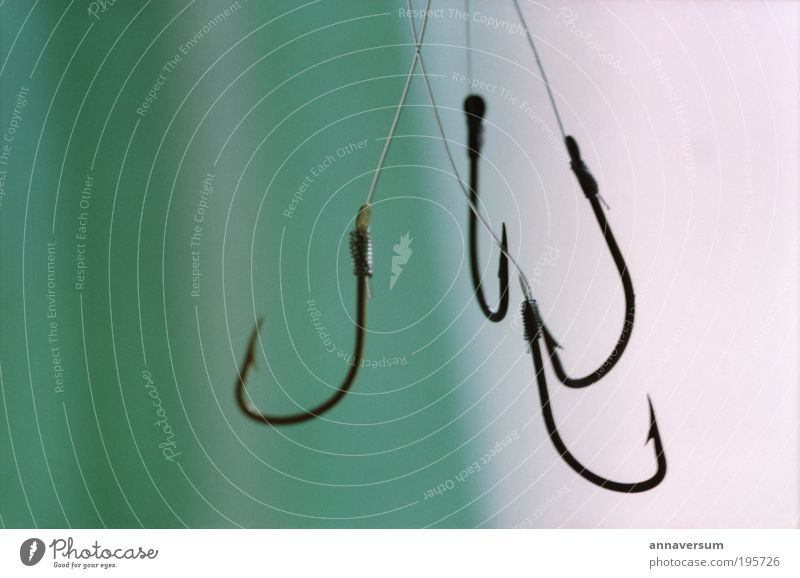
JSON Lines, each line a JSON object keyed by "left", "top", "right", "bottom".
{"left": 0, "top": 0, "right": 797, "bottom": 528}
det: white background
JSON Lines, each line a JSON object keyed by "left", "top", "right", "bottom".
{"left": 424, "top": 0, "right": 799, "bottom": 527}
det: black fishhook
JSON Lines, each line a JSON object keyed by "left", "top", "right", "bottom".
{"left": 523, "top": 298, "right": 666, "bottom": 493}
{"left": 234, "top": 204, "right": 373, "bottom": 426}
{"left": 464, "top": 94, "right": 510, "bottom": 322}
{"left": 540, "top": 135, "right": 636, "bottom": 388}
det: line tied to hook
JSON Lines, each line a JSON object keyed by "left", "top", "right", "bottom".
{"left": 351, "top": 203, "right": 374, "bottom": 298}
{"left": 521, "top": 296, "right": 542, "bottom": 348}
{"left": 565, "top": 136, "right": 611, "bottom": 210}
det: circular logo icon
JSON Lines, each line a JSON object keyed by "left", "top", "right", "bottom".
{"left": 20, "top": 538, "right": 45, "bottom": 566}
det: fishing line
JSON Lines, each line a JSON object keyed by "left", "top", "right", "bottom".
{"left": 511, "top": 0, "right": 567, "bottom": 140}
{"left": 465, "top": 0, "right": 473, "bottom": 79}
{"left": 405, "top": 1, "right": 535, "bottom": 298}
{"left": 365, "top": 0, "right": 433, "bottom": 205}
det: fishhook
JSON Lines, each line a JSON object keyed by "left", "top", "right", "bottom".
{"left": 539, "top": 136, "right": 636, "bottom": 388}
{"left": 234, "top": 204, "right": 373, "bottom": 426}
{"left": 464, "top": 94, "right": 510, "bottom": 322}
{"left": 522, "top": 297, "right": 666, "bottom": 493}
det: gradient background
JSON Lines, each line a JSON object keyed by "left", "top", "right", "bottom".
{"left": 0, "top": 0, "right": 797, "bottom": 528}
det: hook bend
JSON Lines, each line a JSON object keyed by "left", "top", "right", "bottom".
{"left": 235, "top": 205, "right": 373, "bottom": 426}
{"left": 523, "top": 298, "right": 666, "bottom": 493}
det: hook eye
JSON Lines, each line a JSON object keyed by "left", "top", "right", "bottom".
{"left": 464, "top": 94, "right": 486, "bottom": 160}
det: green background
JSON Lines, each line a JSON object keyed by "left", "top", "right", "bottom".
{"left": 0, "top": 0, "right": 512, "bottom": 528}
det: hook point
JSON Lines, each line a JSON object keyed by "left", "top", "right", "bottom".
{"left": 498, "top": 224, "right": 509, "bottom": 279}
{"left": 646, "top": 394, "right": 662, "bottom": 443}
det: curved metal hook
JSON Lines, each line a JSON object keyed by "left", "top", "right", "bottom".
{"left": 523, "top": 298, "right": 666, "bottom": 493}
{"left": 234, "top": 205, "right": 373, "bottom": 426}
{"left": 464, "top": 94, "right": 510, "bottom": 322}
{"left": 540, "top": 135, "right": 636, "bottom": 388}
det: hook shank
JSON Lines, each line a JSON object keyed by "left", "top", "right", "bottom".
{"left": 540, "top": 136, "right": 636, "bottom": 387}
{"left": 465, "top": 95, "right": 510, "bottom": 322}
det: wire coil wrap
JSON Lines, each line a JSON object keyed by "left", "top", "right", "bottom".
{"left": 521, "top": 298, "right": 542, "bottom": 345}
{"left": 350, "top": 227, "right": 373, "bottom": 278}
